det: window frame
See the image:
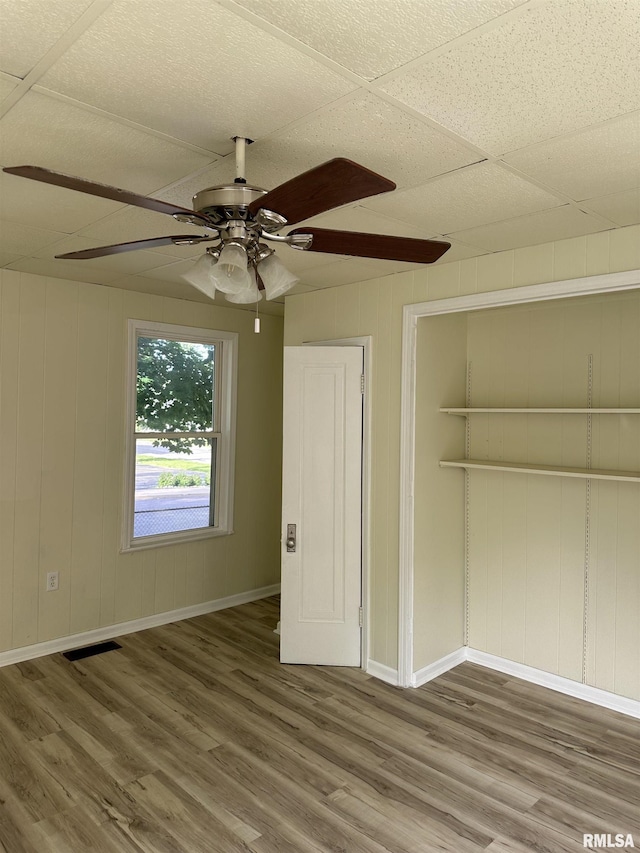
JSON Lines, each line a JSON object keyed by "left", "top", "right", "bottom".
{"left": 122, "top": 319, "right": 238, "bottom": 552}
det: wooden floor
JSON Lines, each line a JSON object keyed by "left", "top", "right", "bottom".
{"left": 0, "top": 597, "right": 638, "bottom": 853}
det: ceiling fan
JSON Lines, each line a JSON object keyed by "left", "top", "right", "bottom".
{"left": 3, "top": 137, "right": 450, "bottom": 304}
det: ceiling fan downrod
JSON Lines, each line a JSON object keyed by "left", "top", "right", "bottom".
{"left": 232, "top": 136, "right": 252, "bottom": 185}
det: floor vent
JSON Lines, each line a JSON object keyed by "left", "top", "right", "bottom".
{"left": 63, "top": 640, "right": 122, "bottom": 661}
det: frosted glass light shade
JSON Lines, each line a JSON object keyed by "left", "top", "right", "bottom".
{"left": 181, "top": 252, "right": 217, "bottom": 299}
{"left": 212, "top": 243, "right": 251, "bottom": 294}
{"left": 258, "top": 253, "right": 299, "bottom": 300}
{"left": 225, "top": 268, "right": 262, "bottom": 304}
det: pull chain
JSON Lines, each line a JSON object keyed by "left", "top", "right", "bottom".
{"left": 254, "top": 298, "right": 260, "bottom": 334}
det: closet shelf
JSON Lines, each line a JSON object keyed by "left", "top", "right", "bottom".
{"left": 440, "top": 407, "right": 640, "bottom": 415}
{"left": 439, "top": 459, "right": 640, "bottom": 483}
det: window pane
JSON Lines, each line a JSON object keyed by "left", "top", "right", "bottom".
{"left": 136, "top": 336, "right": 215, "bottom": 433}
{"left": 134, "top": 437, "right": 216, "bottom": 538}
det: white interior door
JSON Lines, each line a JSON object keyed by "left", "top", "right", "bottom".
{"left": 280, "top": 346, "right": 363, "bottom": 665}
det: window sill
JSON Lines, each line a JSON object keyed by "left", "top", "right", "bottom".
{"left": 121, "top": 526, "right": 233, "bottom": 553}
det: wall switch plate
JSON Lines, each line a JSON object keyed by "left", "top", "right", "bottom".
{"left": 46, "top": 572, "right": 59, "bottom": 591}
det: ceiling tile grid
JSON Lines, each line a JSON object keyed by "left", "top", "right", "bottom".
{"left": 449, "top": 204, "right": 610, "bottom": 252}
{"left": 36, "top": 0, "right": 357, "bottom": 152}
{"left": 582, "top": 188, "right": 640, "bottom": 228}
{"left": 0, "top": 73, "right": 19, "bottom": 102}
{"left": 0, "top": 91, "right": 216, "bottom": 190}
{"left": 0, "top": 0, "right": 637, "bottom": 306}
{"left": 362, "top": 162, "right": 566, "bottom": 234}
{"left": 503, "top": 110, "right": 640, "bottom": 201}
{"left": 379, "top": 0, "right": 640, "bottom": 155}
{"left": 229, "top": 0, "right": 527, "bottom": 81}
{"left": 0, "top": 0, "right": 94, "bottom": 78}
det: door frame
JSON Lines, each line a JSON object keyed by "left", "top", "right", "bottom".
{"left": 303, "top": 336, "right": 372, "bottom": 670}
{"left": 398, "top": 268, "right": 640, "bottom": 688}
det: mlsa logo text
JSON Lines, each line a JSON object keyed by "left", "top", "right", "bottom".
{"left": 584, "top": 835, "right": 635, "bottom": 849}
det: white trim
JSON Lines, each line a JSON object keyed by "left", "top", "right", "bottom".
{"left": 122, "top": 320, "right": 238, "bottom": 552}
{"left": 408, "top": 647, "right": 640, "bottom": 719}
{"left": 412, "top": 648, "right": 467, "bottom": 687}
{"left": 366, "top": 659, "right": 400, "bottom": 686}
{"left": 466, "top": 649, "right": 640, "bottom": 720}
{"left": 303, "top": 336, "right": 373, "bottom": 673}
{"left": 399, "top": 310, "right": 417, "bottom": 687}
{"left": 0, "top": 584, "right": 281, "bottom": 669}
{"left": 398, "top": 269, "right": 640, "bottom": 692}
{"left": 405, "top": 268, "right": 640, "bottom": 322}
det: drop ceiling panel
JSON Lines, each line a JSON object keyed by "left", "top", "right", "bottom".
{"left": 142, "top": 258, "right": 209, "bottom": 284}
{"left": 364, "top": 163, "right": 563, "bottom": 234}
{"left": 583, "top": 189, "right": 640, "bottom": 227}
{"left": 7, "top": 257, "right": 120, "bottom": 285}
{"left": 0, "top": 0, "right": 93, "bottom": 77}
{"left": 268, "top": 93, "right": 480, "bottom": 189}
{"left": 231, "top": 0, "right": 525, "bottom": 81}
{"left": 380, "top": 0, "right": 640, "bottom": 154}
{"left": 0, "top": 74, "right": 19, "bottom": 102}
{"left": 0, "top": 219, "right": 67, "bottom": 255}
{"left": 0, "top": 92, "right": 215, "bottom": 192}
{"left": 449, "top": 205, "right": 609, "bottom": 252}
{"left": 504, "top": 112, "right": 640, "bottom": 201}
{"left": 300, "top": 204, "right": 440, "bottom": 240}
{"left": 76, "top": 207, "right": 211, "bottom": 258}
{"left": 276, "top": 245, "right": 348, "bottom": 274}
{"left": 300, "top": 257, "right": 398, "bottom": 288}
{"left": 106, "top": 273, "right": 215, "bottom": 302}
{"left": 0, "top": 250, "right": 23, "bottom": 267}
{"left": 38, "top": 0, "right": 356, "bottom": 152}
{"left": 432, "top": 239, "right": 488, "bottom": 264}
{"left": 0, "top": 171, "right": 124, "bottom": 233}
{"left": 33, "top": 236, "right": 180, "bottom": 274}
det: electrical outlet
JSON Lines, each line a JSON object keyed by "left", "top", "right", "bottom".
{"left": 46, "top": 572, "right": 59, "bottom": 591}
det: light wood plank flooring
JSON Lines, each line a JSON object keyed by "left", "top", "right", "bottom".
{"left": 0, "top": 596, "right": 638, "bottom": 852}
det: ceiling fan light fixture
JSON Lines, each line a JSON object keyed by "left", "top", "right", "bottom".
{"left": 258, "top": 253, "right": 299, "bottom": 300}
{"left": 224, "top": 267, "right": 262, "bottom": 304}
{"left": 211, "top": 241, "right": 252, "bottom": 294}
{"left": 180, "top": 252, "right": 217, "bottom": 298}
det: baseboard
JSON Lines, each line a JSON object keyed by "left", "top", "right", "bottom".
{"left": 0, "top": 583, "right": 281, "bottom": 669}
{"left": 466, "top": 649, "right": 640, "bottom": 720}
{"left": 366, "top": 659, "right": 400, "bottom": 686}
{"left": 412, "top": 647, "right": 467, "bottom": 687}
{"left": 410, "top": 646, "right": 640, "bottom": 719}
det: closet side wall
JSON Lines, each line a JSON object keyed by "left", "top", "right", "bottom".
{"left": 413, "top": 314, "right": 467, "bottom": 672}
{"left": 466, "top": 291, "right": 640, "bottom": 700}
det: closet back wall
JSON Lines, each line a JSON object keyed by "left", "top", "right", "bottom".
{"left": 465, "top": 290, "right": 640, "bottom": 700}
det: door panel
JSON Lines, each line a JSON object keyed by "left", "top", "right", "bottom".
{"left": 280, "top": 346, "right": 363, "bottom": 665}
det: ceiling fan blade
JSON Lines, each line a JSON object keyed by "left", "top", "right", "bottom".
{"left": 56, "top": 235, "right": 216, "bottom": 260}
{"left": 288, "top": 228, "right": 451, "bottom": 264}
{"left": 3, "top": 166, "right": 211, "bottom": 225}
{"left": 249, "top": 159, "right": 395, "bottom": 225}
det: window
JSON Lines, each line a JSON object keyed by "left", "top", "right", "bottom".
{"left": 123, "top": 320, "right": 237, "bottom": 550}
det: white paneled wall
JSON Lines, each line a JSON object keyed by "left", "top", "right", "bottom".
{"left": 284, "top": 223, "right": 640, "bottom": 671}
{"left": 0, "top": 270, "right": 283, "bottom": 654}
{"left": 465, "top": 292, "right": 640, "bottom": 700}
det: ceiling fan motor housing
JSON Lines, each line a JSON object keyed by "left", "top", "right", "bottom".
{"left": 192, "top": 184, "right": 267, "bottom": 224}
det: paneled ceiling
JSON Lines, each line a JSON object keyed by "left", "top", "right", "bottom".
{"left": 0, "top": 0, "right": 639, "bottom": 312}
